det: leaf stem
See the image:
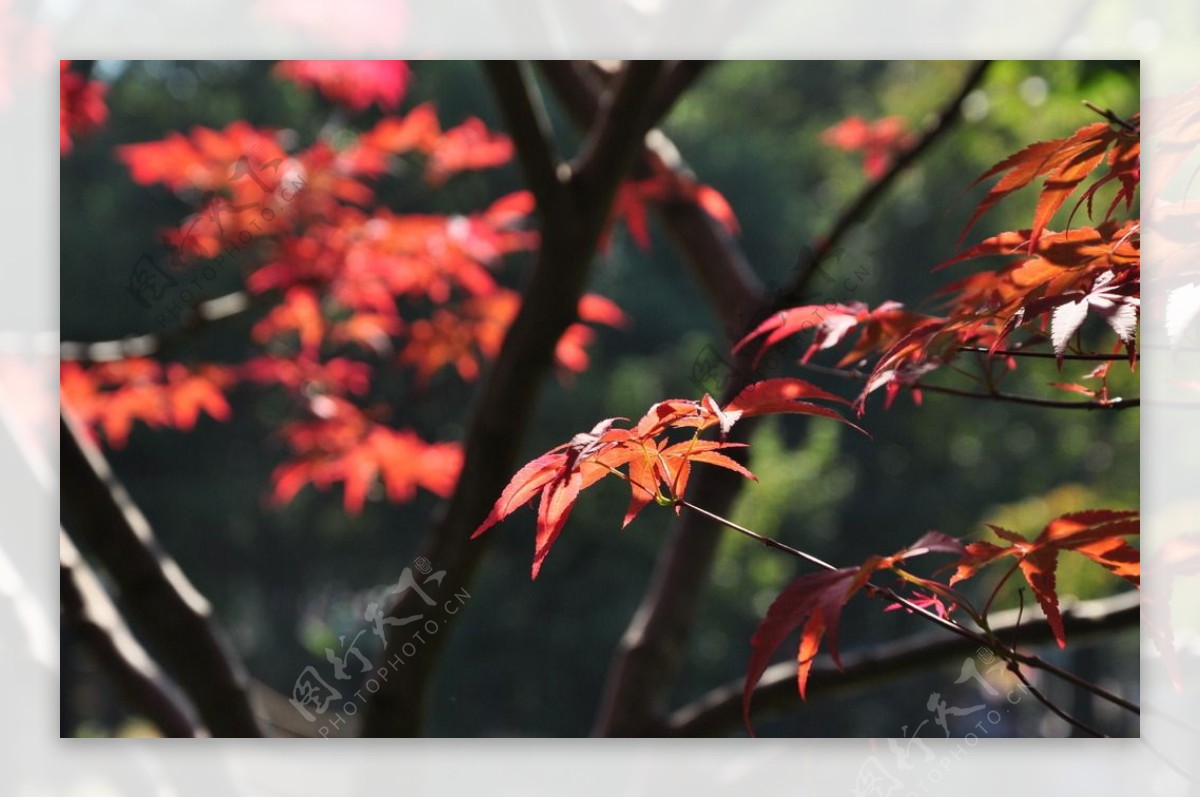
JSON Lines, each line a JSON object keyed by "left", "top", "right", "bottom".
{"left": 676, "top": 499, "right": 835, "bottom": 571}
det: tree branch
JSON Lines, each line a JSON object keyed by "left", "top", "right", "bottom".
{"left": 913, "top": 381, "right": 1140, "bottom": 411}
{"left": 956, "top": 345, "right": 1135, "bottom": 362}
{"left": 591, "top": 421, "right": 758, "bottom": 735}
{"left": 667, "top": 590, "right": 1139, "bottom": 736}
{"left": 796, "top": 360, "right": 1140, "bottom": 411}
{"left": 535, "top": 61, "right": 784, "bottom": 736}
{"left": 644, "top": 60, "right": 711, "bottom": 132}
{"left": 777, "top": 60, "right": 991, "bottom": 307}
{"left": 60, "top": 289, "right": 258, "bottom": 363}
{"left": 537, "top": 60, "right": 765, "bottom": 339}
{"left": 60, "top": 529, "right": 199, "bottom": 738}
{"left": 60, "top": 411, "right": 265, "bottom": 736}
{"left": 483, "top": 61, "right": 568, "bottom": 219}
{"left": 579, "top": 60, "right": 1003, "bottom": 737}
{"left": 360, "top": 59, "right": 670, "bottom": 737}
{"left": 572, "top": 60, "right": 668, "bottom": 196}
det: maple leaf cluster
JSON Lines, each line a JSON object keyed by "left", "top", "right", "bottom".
{"left": 60, "top": 61, "right": 108, "bottom": 155}
{"left": 60, "top": 359, "right": 232, "bottom": 448}
{"left": 470, "top": 108, "right": 1142, "bottom": 734}
{"left": 728, "top": 116, "right": 1144, "bottom": 728}
{"left": 62, "top": 61, "right": 633, "bottom": 514}
{"left": 472, "top": 378, "right": 863, "bottom": 578}
{"left": 738, "top": 115, "right": 1141, "bottom": 412}
{"left": 270, "top": 395, "right": 463, "bottom": 514}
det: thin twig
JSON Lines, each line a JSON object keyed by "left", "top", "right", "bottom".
{"left": 572, "top": 60, "right": 668, "bottom": 194}
{"left": 777, "top": 60, "right": 991, "bottom": 307}
{"left": 678, "top": 500, "right": 835, "bottom": 571}
{"left": 644, "top": 61, "right": 711, "bottom": 130}
{"left": 911, "top": 380, "right": 1140, "bottom": 411}
{"left": 60, "top": 289, "right": 260, "bottom": 363}
{"left": 998, "top": 589, "right": 1107, "bottom": 738}
{"left": 795, "top": 360, "right": 1140, "bottom": 411}
{"left": 483, "top": 61, "right": 568, "bottom": 219}
{"left": 956, "top": 345, "right": 1135, "bottom": 363}
{"left": 666, "top": 591, "right": 1137, "bottom": 736}
{"left": 672, "top": 500, "right": 1139, "bottom": 722}
{"left": 1008, "top": 661, "right": 1108, "bottom": 738}
{"left": 679, "top": 502, "right": 998, "bottom": 645}
{"left": 1082, "top": 100, "right": 1138, "bottom": 133}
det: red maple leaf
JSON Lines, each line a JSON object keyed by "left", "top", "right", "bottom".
{"left": 117, "top": 121, "right": 285, "bottom": 193}
{"left": 961, "top": 118, "right": 1138, "bottom": 251}
{"left": 743, "top": 531, "right": 964, "bottom": 732}
{"left": 470, "top": 418, "right": 638, "bottom": 578}
{"left": 272, "top": 396, "right": 461, "bottom": 513}
{"left": 606, "top": 158, "right": 740, "bottom": 252}
{"left": 473, "top": 382, "right": 860, "bottom": 577}
{"left": 60, "top": 360, "right": 234, "bottom": 447}
{"left": 734, "top": 301, "right": 934, "bottom": 368}
{"left": 950, "top": 509, "right": 1140, "bottom": 648}
{"left": 425, "top": 117, "right": 514, "bottom": 185}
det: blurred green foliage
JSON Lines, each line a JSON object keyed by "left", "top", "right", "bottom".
{"left": 61, "top": 60, "right": 1138, "bottom": 737}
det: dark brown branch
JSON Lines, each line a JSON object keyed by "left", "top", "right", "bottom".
{"left": 572, "top": 60, "right": 668, "bottom": 195}
{"left": 644, "top": 61, "right": 711, "bottom": 131}
{"left": 360, "top": 60, "right": 670, "bottom": 737}
{"left": 537, "top": 60, "right": 765, "bottom": 339}
{"left": 60, "top": 530, "right": 199, "bottom": 738}
{"left": 914, "top": 381, "right": 1140, "bottom": 411}
{"left": 1082, "top": 100, "right": 1138, "bottom": 133}
{"left": 650, "top": 136, "right": 765, "bottom": 339}
{"left": 483, "top": 61, "right": 568, "bottom": 219}
{"left": 667, "top": 591, "right": 1139, "bottom": 736}
{"left": 956, "top": 345, "right": 1135, "bottom": 362}
{"left": 60, "top": 411, "right": 265, "bottom": 737}
{"left": 536, "top": 61, "right": 604, "bottom": 126}
{"left": 796, "top": 360, "right": 1140, "bottom": 411}
{"left": 777, "top": 60, "right": 991, "bottom": 307}
{"left": 535, "top": 61, "right": 773, "bottom": 737}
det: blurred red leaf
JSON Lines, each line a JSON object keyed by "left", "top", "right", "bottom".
{"left": 60, "top": 61, "right": 107, "bottom": 155}
{"left": 275, "top": 60, "right": 411, "bottom": 112}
